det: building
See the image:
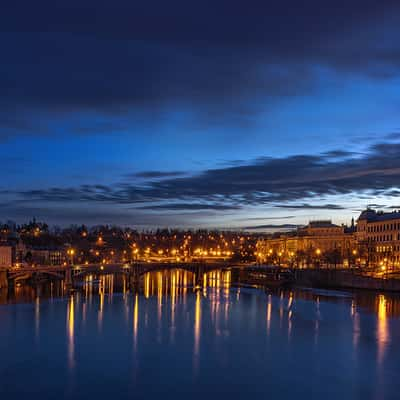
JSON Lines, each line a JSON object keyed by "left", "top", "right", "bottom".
{"left": 356, "top": 209, "right": 400, "bottom": 268}
{"left": 256, "top": 220, "right": 357, "bottom": 268}
{"left": 28, "top": 247, "right": 64, "bottom": 266}
{"left": 0, "top": 245, "right": 13, "bottom": 268}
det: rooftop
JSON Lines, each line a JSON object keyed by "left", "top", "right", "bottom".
{"left": 307, "top": 220, "right": 340, "bottom": 228}
{"left": 358, "top": 209, "right": 400, "bottom": 222}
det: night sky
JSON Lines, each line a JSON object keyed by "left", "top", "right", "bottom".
{"left": 1, "top": 1, "right": 400, "bottom": 229}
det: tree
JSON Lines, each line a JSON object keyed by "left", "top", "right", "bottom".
{"left": 323, "top": 248, "right": 342, "bottom": 269}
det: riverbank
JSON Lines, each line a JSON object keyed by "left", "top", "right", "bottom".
{"left": 292, "top": 269, "right": 400, "bottom": 292}
{"left": 237, "top": 267, "right": 400, "bottom": 293}
{"left": 0, "top": 270, "right": 8, "bottom": 289}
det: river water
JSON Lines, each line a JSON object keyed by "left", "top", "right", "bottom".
{"left": 0, "top": 269, "right": 399, "bottom": 399}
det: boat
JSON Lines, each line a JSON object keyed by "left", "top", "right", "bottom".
{"left": 244, "top": 268, "right": 294, "bottom": 288}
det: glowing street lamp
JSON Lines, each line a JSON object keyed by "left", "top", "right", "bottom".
{"left": 315, "top": 248, "right": 321, "bottom": 269}
{"left": 67, "top": 249, "right": 75, "bottom": 265}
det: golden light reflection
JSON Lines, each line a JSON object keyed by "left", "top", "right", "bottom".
{"left": 157, "top": 272, "right": 163, "bottom": 322}
{"left": 266, "top": 294, "right": 272, "bottom": 334}
{"left": 67, "top": 295, "right": 75, "bottom": 369}
{"left": 377, "top": 294, "right": 389, "bottom": 366}
{"left": 183, "top": 272, "right": 188, "bottom": 305}
{"left": 144, "top": 274, "right": 150, "bottom": 299}
{"left": 193, "top": 290, "right": 202, "bottom": 374}
{"left": 171, "top": 271, "right": 176, "bottom": 330}
{"left": 98, "top": 276, "right": 105, "bottom": 330}
{"left": 133, "top": 294, "right": 139, "bottom": 351}
{"left": 224, "top": 270, "right": 231, "bottom": 298}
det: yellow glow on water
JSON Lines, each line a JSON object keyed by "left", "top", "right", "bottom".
{"left": 133, "top": 294, "right": 139, "bottom": 350}
{"left": 194, "top": 291, "right": 201, "bottom": 357}
{"left": 267, "top": 295, "right": 272, "bottom": 334}
{"left": 144, "top": 274, "right": 150, "bottom": 298}
{"left": 158, "top": 272, "right": 163, "bottom": 321}
{"left": 224, "top": 270, "right": 231, "bottom": 298}
{"left": 98, "top": 277, "right": 105, "bottom": 329}
{"left": 216, "top": 271, "right": 221, "bottom": 289}
{"left": 377, "top": 294, "right": 389, "bottom": 366}
{"left": 171, "top": 271, "right": 176, "bottom": 327}
{"left": 67, "top": 295, "right": 75, "bottom": 369}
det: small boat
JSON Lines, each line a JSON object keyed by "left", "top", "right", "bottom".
{"left": 245, "top": 269, "right": 294, "bottom": 288}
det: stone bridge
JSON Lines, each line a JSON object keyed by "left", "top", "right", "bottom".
{"left": 3, "top": 261, "right": 243, "bottom": 286}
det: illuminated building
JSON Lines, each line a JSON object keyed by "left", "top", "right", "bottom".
{"left": 0, "top": 245, "right": 13, "bottom": 268}
{"left": 256, "top": 220, "right": 356, "bottom": 268}
{"left": 357, "top": 208, "right": 400, "bottom": 268}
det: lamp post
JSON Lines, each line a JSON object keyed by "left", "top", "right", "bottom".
{"left": 315, "top": 248, "right": 321, "bottom": 269}
{"left": 67, "top": 249, "right": 75, "bottom": 266}
{"left": 278, "top": 252, "right": 282, "bottom": 267}
{"left": 352, "top": 249, "right": 358, "bottom": 269}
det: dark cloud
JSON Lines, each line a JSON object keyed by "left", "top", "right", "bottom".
{"left": 132, "top": 171, "right": 186, "bottom": 179}
{"left": 365, "top": 203, "right": 389, "bottom": 209}
{"left": 137, "top": 203, "right": 240, "bottom": 211}
{"left": 384, "top": 132, "right": 400, "bottom": 141}
{"left": 0, "top": 1, "right": 400, "bottom": 135}
{"left": 242, "top": 224, "right": 301, "bottom": 231}
{"left": 321, "top": 150, "right": 357, "bottom": 160}
{"left": 12, "top": 140, "right": 400, "bottom": 209}
{"left": 275, "top": 204, "right": 346, "bottom": 210}
{"left": 236, "top": 216, "right": 295, "bottom": 221}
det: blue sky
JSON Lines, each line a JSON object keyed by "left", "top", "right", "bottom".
{"left": 1, "top": 1, "right": 400, "bottom": 229}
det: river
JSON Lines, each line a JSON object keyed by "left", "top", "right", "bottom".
{"left": 0, "top": 269, "right": 399, "bottom": 399}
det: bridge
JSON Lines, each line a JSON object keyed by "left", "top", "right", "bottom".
{"left": 1, "top": 261, "right": 249, "bottom": 287}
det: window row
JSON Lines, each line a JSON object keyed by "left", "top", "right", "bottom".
{"left": 376, "top": 245, "right": 400, "bottom": 253}
{"left": 367, "top": 222, "right": 400, "bottom": 232}
{"left": 369, "top": 234, "right": 400, "bottom": 242}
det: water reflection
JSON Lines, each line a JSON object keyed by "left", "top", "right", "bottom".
{"left": 1, "top": 269, "right": 400, "bottom": 400}
{"left": 377, "top": 294, "right": 389, "bottom": 366}
{"left": 67, "top": 295, "right": 75, "bottom": 369}
{"left": 193, "top": 290, "right": 201, "bottom": 374}
{"left": 35, "top": 296, "right": 40, "bottom": 340}
{"left": 266, "top": 294, "right": 272, "bottom": 336}
{"left": 133, "top": 293, "right": 139, "bottom": 351}
{"left": 351, "top": 300, "right": 360, "bottom": 350}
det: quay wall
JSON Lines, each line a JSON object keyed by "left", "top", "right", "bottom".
{"left": 294, "top": 269, "right": 400, "bottom": 292}
{"left": 0, "top": 270, "right": 8, "bottom": 289}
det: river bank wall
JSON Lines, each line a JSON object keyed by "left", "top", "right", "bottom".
{"left": 293, "top": 269, "right": 400, "bottom": 292}
{"left": 0, "top": 270, "right": 8, "bottom": 289}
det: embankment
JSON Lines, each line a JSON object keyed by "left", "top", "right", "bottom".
{"left": 0, "top": 270, "right": 8, "bottom": 289}
{"left": 294, "top": 269, "right": 400, "bottom": 292}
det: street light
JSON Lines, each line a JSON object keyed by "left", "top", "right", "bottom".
{"left": 67, "top": 249, "right": 75, "bottom": 265}
{"left": 315, "top": 248, "right": 321, "bottom": 268}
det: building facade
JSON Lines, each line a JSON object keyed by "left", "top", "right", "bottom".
{"left": 257, "top": 210, "right": 400, "bottom": 269}
{"left": 356, "top": 209, "right": 400, "bottom": 268}
{"left": 256, "top": 220, "right": 357, "bottom": 268}
{"left": 0, "top": 246, "right": 13, "bottom": 268}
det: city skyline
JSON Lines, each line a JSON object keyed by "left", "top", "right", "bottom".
{"left": 1, "top": 1, "right": 400, "bottom": 228}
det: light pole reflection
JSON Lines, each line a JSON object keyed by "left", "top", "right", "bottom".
{"left": 133, "top": 293, "right": 139, "bottom": 351}
{"left": 377, "top": 294, "right": 389, "bottom": 367}
{"left": 193, "top": 290, "right": 201, "bottom": 374}
{"left": 266, "top": 294, "right": 272, "bottom": 335}
{"left": 67, "top": 295, "right": 75, "bottom": 370}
